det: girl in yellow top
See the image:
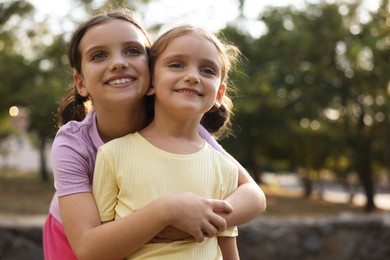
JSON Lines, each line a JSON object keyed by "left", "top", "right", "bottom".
{"left": 93, "top": 24, "right": 248, "bottom": 259}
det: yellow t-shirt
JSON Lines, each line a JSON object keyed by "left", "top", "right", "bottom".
{"left": 93, "top": 132, "right": 239, "bottom": 260}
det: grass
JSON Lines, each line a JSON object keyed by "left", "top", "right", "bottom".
{"left": 0, "top": 170, "right": 54, "bottom": 215}
{"left": 259, "top": 185, "right": 373, "bottom": 218}
{"left": 0, "top": 170, "right": 386, "bottom": 218}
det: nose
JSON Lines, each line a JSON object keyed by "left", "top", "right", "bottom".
{"left": 110, "top": 54, "right": 128, "bottom": 71}
{"left": 184, "top": 68, "right": 200, "bottom": 84}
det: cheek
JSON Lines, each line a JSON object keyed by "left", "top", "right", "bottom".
{"left": 152, "top": 72, "right": 167, "bottom": 87}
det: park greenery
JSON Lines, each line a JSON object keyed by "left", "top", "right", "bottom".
{"left": 0, "top": 0, "right": 389, "bottom": 212}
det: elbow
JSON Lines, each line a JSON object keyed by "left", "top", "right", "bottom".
{"left": 253, "top": 183, "right": 267, "bottom": 216}
{"left": 72, "top": 246, "right": 92, "bottom": 260}
{"left": 258, "top": 188, "right": 267, "bottom": 214}
{"left": 71, "top": 244, "right": 102, "bottom": 260}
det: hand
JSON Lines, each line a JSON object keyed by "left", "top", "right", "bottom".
{"left": 160, "top": 192, "right": 233, "bottom": 243}
{"left": 149, "top": 226, "right": 191, "bottom": 243}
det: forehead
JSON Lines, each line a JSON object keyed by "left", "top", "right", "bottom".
{"left": 162, "top": 32, "right": 220, "bottom": 61}
{"left": 79, "top": 19, "right": 147, "bottom": 51}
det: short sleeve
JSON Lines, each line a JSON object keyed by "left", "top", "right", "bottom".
{"left": 51, "top": 132, "right": 92, "bottom": 196}
{"left": 218, "top": 226, "right": 238, "bottom": 237}
{"left": 92, "top": 147, "right": 118, "bottom": 222}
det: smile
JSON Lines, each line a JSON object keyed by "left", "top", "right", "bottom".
{"left": 176, "top": 89, "right": 202, "bottom": 96}
{"left": 107, "top": 78, "right": 133, "bottom": 86}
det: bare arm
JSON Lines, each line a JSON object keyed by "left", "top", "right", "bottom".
{"left": 198, "top": 126, "right": 266, "bottom": 225}
{"left": 60, "top": 192, "right": 232, "bottom": 260}
{"left": 222, "top": 152, "right": 266, "bottom": 227}
{"left": 218, "top": 236, "right": 239, "bottom": 260}
{"left": 150, "top": 152, "right": 266, "bottom": 243}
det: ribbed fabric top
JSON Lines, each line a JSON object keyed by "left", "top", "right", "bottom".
{"left": 49, "top": 111, "right": 225, "bottom": 224}
{"left": 93, "top": 132, "right": 238, "bottom": 260}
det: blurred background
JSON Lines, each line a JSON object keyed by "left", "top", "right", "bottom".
{"left": 1, "top": 0, "right": 390, "bottom": 259}
{"left": 0, "top": 0, "right": 390, "bottom": 234}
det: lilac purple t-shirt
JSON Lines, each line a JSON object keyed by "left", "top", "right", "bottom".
{"left": 49, "top": 111, "right": 225, "bottom": 224}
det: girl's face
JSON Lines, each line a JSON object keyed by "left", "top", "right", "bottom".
{"left": 74, "top": 19, "right": 150, "bottom": 110}
{"left": 150, "top": 32, "right": 226, "bottom": 117}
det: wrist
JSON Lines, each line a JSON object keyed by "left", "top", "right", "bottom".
{"left": 153, "top": 195, "right": 175, "bottom": 226}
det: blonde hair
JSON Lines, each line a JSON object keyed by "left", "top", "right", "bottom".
{"left": 149, "top": 25, "right": 241, "bottom": 139}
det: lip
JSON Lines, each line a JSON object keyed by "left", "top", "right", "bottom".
{"left": 175, "top": 87, "right": 203, "bottom": 96}
{"left": 105, "top": 74, "right": 137, "bottom": 87}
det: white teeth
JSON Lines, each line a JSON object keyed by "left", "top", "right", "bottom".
{"left": 178, "top": 90, "right": 201, "bottom": 96}
{"left": 108, "top": 78, "right": 132, "bottom": 85}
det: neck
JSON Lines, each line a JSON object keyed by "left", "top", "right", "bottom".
{"left": 95, "top": 102, "right": 147, "bottom": 143}
{"left": 140, "top": 111, "right": 204, "bottom": 154}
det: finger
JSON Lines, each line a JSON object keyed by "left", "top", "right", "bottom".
{"left": 209, "top": 214, "right": 227, "bottom": 232}
{"left": 191, "top": 229, "right": 205, "bottom": 243}
{"left": 201, "top": 223, "right": 218, "bottom": 238}
{"left": 210, "top": 200, "right": 233, "bottom": 214}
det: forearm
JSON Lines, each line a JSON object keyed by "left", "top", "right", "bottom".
{"left": 218, "top": 236, "right": 239, "bottom": 260}
{"left": 61, "top": 192, "right": 232, "bottom": 259}
{"left": 224, "top": 182, "right": 266, "bottom": 226}
{"left": 223, "top": 152, "right": 266, "bottom": 227}
{"left": 60, "top": 193, "right": 169, "bottom": 260}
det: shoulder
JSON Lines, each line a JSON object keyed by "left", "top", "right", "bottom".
{"left": 54, "top": 112, "right": 100, "bottom": 146}
{"left": 52, "top": 112, "right": 101, "bottom": 164}
{"left": 205, "top": 143, "right": 236, "bottom": 168}
{"left": 98, "top": 132, "right": 138, "bottom": 155}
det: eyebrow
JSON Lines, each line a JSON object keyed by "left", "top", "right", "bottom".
{"left": 84, "top": 41, "right": 145, "bottom": 56}
{"left": 161, "top": 53, "right": 220, "bottom": 69}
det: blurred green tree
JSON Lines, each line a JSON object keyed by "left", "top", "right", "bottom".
{"left": 0, "top": 0, "right": 71, "bottom": 181}
{"left": 222, "top": 0, "right": 390, "bottom": 212}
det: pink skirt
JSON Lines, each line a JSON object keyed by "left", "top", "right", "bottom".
{"left": 43, "top": 213, "right": 77, "bottom": 260}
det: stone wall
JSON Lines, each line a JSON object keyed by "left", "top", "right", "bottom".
{"left": 0, "top": 227, "right": 43, "bottom": 260}
{"left": 1, "top": 213, "right": 389, "bottom": 260}
{"left": 237, "top": 213, "right": 390, "bottom": 260}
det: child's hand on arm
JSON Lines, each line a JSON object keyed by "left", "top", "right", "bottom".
{"left": 149, "top": 226, "right": 189, "bottom": 243}
{"left": 153, "top": 192, "right": 233, "bottom": 243}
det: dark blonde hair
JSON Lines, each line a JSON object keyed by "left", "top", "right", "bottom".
{"left": 149, "top": 25, "right": 241, "bottom": 139}
{"left": 57, "top": 9, "right": 152, "bottom": 127}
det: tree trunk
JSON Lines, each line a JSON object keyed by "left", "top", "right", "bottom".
{"left": 249, "top": 144, "right": 262, "bottom": 184}
{"left": 301, "top": 174, "right": 313, "bottom": 198}
{"left": 39, "top": 136, "right": 48, "bottom": 182}
{"left": 249, "top": 156, "right": 261, "bottom": 184}
{"left": 356, "top": 146, "right": 375, "bottom": 212}
{"left": 354, "top": 120, "right": 376, "bottom": 212}
{"left": 359, "top": 168, "right": 375, "bottom": 212}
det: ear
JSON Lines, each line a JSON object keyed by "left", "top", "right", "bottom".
{"left": 146, "top": 85, "right": 155, "bottom": 96}
{"left": 73, "top": 70, "right": 89, "bottom": 97}
{"left": 146, "top": 76, "right": 156, "bottom": 96}
{"left": 214, "top": 83, "right": 226, "bottom": 108}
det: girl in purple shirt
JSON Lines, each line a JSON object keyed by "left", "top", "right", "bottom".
{"left": 43, "top": 8, "right": 266, "bottom": 260}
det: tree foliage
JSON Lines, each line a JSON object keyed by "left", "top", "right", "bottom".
{"left": 1, "top": 0, "right": 389, "bottom": 212}
{"left": 221, "top": 0, "right": 390, "bottom": 212}
{"left": 0, "top": 0, "right": 70, "bottom": 180}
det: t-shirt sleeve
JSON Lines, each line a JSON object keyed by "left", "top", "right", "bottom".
{"left": 51, "top": 132, "right": 92, "bottom": 197}
{"left": 198, "top": 124, "right": 225, "bottom": 153}
{"left": 217, "top": 159, "right": 239, "bottom": 237}
{"left": 218, "top": 226, "right": 239, "bottom": 237}
{"left": 92, "top": 146, "right": 118, "bottom": 222}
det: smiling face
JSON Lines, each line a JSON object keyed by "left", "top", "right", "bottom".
{"left": 149, "top": 31, "right": 226, "bottom": 118}
{"left": 74, "top": 19, "right": 150, "bottom": 111}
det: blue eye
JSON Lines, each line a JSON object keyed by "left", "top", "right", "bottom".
{"left": 201, "top": 67, "right": 217, "bottom": 75}
{"left": 168, "top": 62, "right": 183, "bottom": 68}
{"left": 125, "top": 47, "right": 142, "bottom": 55}
{"left": 91, "top": 52, "right": 107, "bottom": 61}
